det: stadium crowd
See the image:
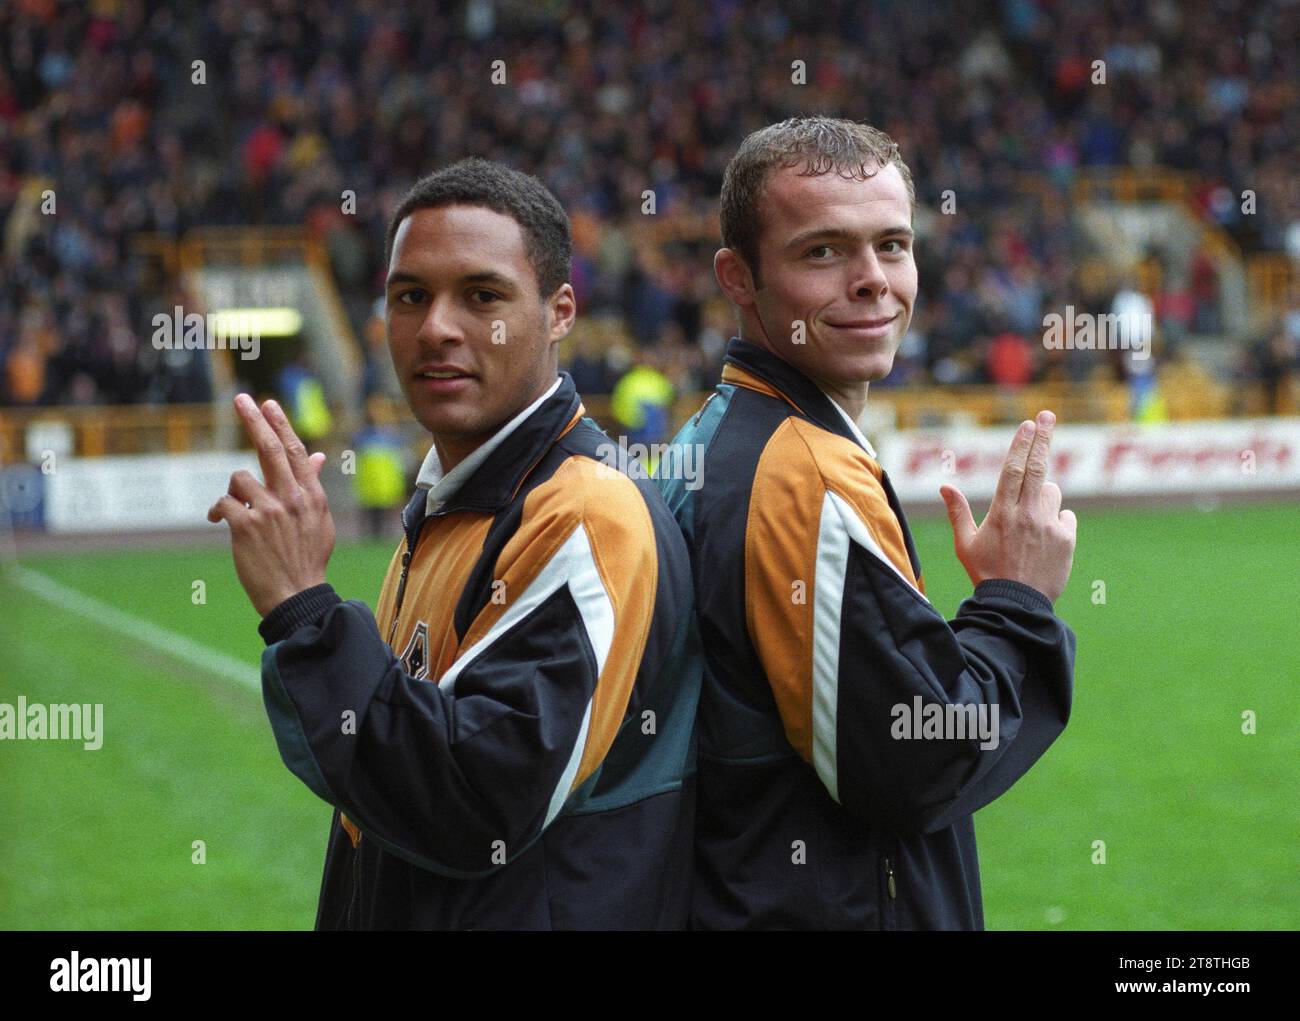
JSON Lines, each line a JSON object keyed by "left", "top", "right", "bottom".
{"left": 1, "top": 0, "right": 1297, "bottom": 408}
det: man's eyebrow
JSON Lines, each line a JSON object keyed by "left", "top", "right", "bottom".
{"left": 385, "top": 269, "right": 518, "bottom": 289}
{"left": 785, "top": 224, "right": 916, "bottom": 249}
{"left": 385, "top": 271, "right": 422, "bottom": 289}
{"left": 460, "top": 271, "right": 517, "bottom": 289}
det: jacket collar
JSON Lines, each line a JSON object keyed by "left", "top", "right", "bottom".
{"left": 414, "top": 376, "right": 562, "bottom": 515}
{"left": 400, "top": 372, "right": 584, "bottom": 536}
{"left": 721, "top": 337, "right": 877, "bottom": 457}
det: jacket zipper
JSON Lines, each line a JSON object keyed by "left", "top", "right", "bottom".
{"left": 348, "top": 837, "right": 361, "bottom": 929}
{"left": 386, "top": 548, "right": 413, "bottom": 646}
{"left": 359, "top": 512, "right": 421, "bottom": 927}
{"left": 883, "top": 854, "right": 897, "bottom": 930}
{"left": 693, "top": 390, "right": 718, "bottom": 425}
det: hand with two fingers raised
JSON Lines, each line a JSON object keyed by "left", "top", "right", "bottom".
{"left": 938, "top": 410, "right": 1077, "bottom": 604}
{"left": 208, "top": 394, "right": 337, "bottom": 616}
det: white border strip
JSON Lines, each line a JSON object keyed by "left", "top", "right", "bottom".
{"left": 5, "top": 565, "right": 260, "bottom": 690}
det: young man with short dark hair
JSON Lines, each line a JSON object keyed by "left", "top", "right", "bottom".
{"left": 211, "top": 158, "right": 699, "bottom": 930}
{"left": 657, "top": 118, "right": 1077, "bottom": 930}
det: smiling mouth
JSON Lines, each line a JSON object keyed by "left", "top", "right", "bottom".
{"left": 411, "top": 370, "right": 476, "bottom": 397}
{"left": 826, "top": 314, "right": 899, "bottom": 330}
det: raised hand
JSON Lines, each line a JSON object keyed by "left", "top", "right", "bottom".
{"left": 208, "top": 394, "right": 336, "bottom": 616}
{"left": 939, "top": 410, "right": 1077, "bottom": 604}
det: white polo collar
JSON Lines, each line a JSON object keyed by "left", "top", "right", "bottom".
{"left": 822, "top": 390, "right": 879, "bottom": 459}
{"left": 415, "top": 376, "right": 562, "bottom": 516}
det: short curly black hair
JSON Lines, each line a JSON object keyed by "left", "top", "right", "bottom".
{"left": 384, "top": 157, "right": 572, "bottom": 297}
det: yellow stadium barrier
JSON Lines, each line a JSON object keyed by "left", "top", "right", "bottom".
{"left": 4, "top": 376, "right": 1297, "bottom": 466}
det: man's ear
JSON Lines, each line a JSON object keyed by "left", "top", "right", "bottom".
{"left": 715, "top": 248, "right": 757, "bottom": 307}
{"left": 546, "top": 283, "right": 577, "bottom": 344}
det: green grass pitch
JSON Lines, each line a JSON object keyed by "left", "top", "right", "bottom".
{"left": 1, "top": 501, "right": 1296, "bottom": 929}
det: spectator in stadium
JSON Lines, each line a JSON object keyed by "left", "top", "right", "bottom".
{"left": 658, "top": 116, "right": 1078, "bottom": 930}
{"left": 1258, "top": 323, "right": 1297, "bottom": 415}
{"left": 276, "top": 359, "right": 333, "bottom": 445}
{"left": 349, "top": 396, "right": 408, "bottom": 538}
{"left": 208, "top": 157, "right": 699, "bottom": 929}
{"left": 610, "top": 343, "right": 675, "bottom": 452}
{"left": 985, "top": 322, "right": 1036, "bottom": 389}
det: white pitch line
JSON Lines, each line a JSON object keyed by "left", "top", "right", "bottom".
{"left": 6, "top": 565, "right": 261, "bottom": 691}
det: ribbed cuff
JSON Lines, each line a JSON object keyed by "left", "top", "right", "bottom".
{"left": 258, "top": 584, "right": 343, "bottom": 645}
{"left": 974, "top": 578, "right": 1053, "bottom": 613}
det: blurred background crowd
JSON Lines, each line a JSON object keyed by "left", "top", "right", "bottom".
{"left": 1, "top": 0, "right": 1297, "bottom": 413}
